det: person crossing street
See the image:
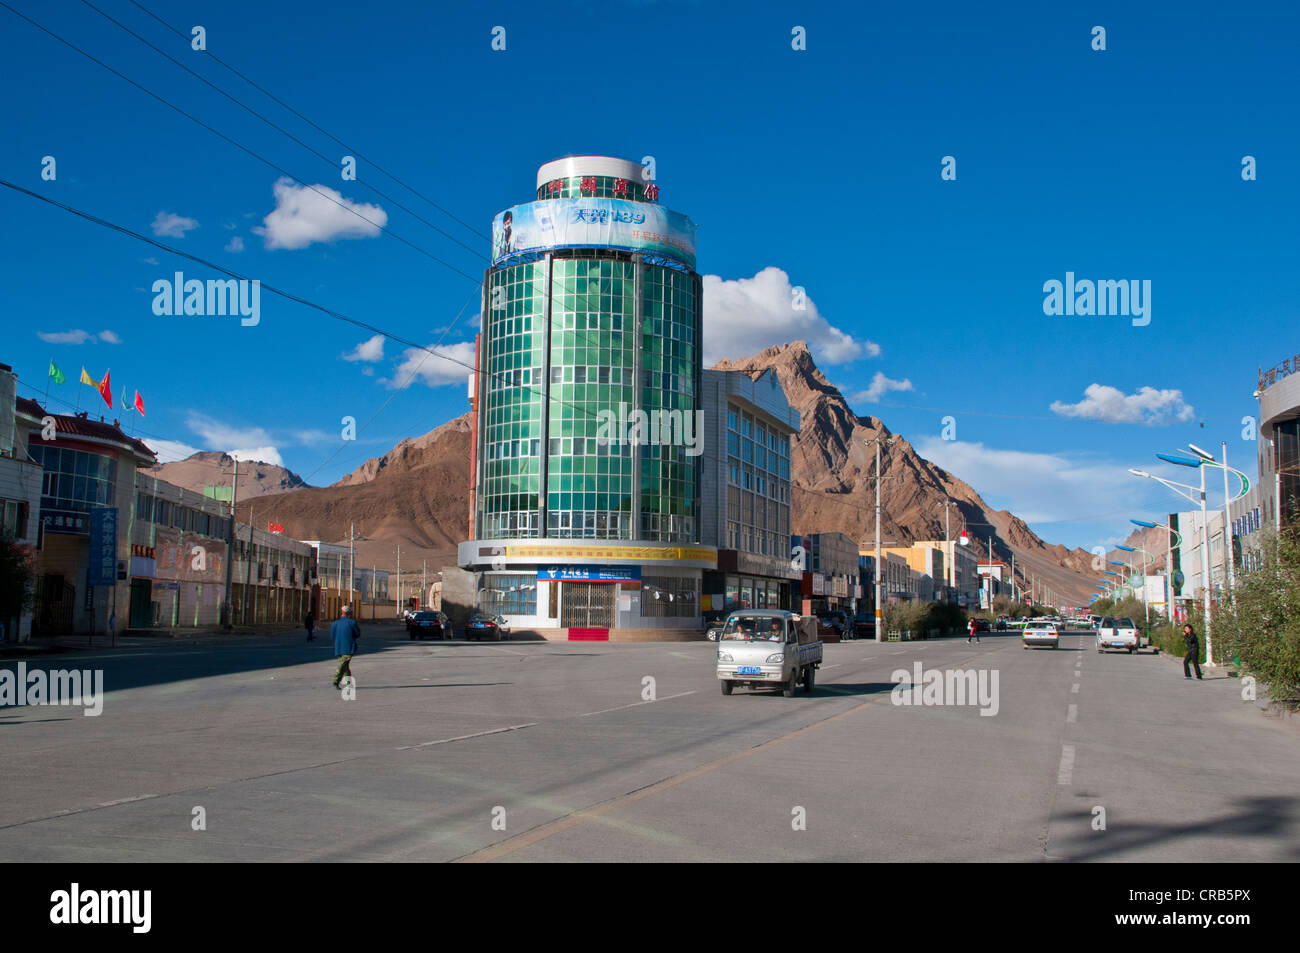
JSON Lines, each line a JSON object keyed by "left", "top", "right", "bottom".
{"left": 331, "top": 605, "right": 361, "bottom": 689}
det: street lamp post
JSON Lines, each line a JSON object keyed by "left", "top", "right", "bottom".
{"left": 1131, "top": 458, "right": 1215, "bottom": 664}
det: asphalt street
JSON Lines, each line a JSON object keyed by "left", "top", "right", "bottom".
{"left": 1, "top": 626, "right": 1297, "bottom": 862}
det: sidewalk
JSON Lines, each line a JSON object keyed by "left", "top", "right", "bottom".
{"left": 2, "top": 622, "right": 312, "bottom": 657}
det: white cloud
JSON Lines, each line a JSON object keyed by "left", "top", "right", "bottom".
{"left": 146, "top": 439, "right": 201, "bottom": 463}
{"left": 151, "top": 211, "right": 199, "bottom": 238}
{"left": 915, "top": 437, "right": 1149, "bottom": 526}
{"left": 98, "top": 330, "right": 122, "bottom": 344}
{"left": 256, "top": 177, "right": 387, "bottom": 250}
{"left": 142, "top": 257, "right": 159, "bottom": 266}
{"left": 37, "top": 329, "right": 91, "bottom": 345}
{"left": 702, "top": 267, "right": 877, "bottom": 367}
{"left": 390, "top": 340, "right": 477, "bottom": 389}
{"left": 229, "top": 447, "right": 284, "bottom": 466}
{"left": 851, "top": 372, "right": 914, "bottom": 403}
{"left": 225, "top": 235, "right": 245, "bottom": 253}
{"left": 1050, "top": 383, "right": 1195, "bottom": 425}
{"left": 343, "top": 334, "right": 385, "bottom": 363}
{"left": 186, "top": 412, "right": 274, "bottom": 449}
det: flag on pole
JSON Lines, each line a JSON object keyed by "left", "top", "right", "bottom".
{"left": 133, "top": 390, "right": 145, "bottom": 417}
{"left": 97, "top": 370, "right": 113, "bottom": 410}
{"left": 48, "top": 361, "right": 66, "bottom": 385}
{"left": 268, "top": 522, "right": 284, "bottom": 534}
{"left": 79, "top": 367, "right": 96, "bottom": 386}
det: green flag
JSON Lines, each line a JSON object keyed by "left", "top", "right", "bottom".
{"left": 48, "top": 360, "right": 66, "bottom": 385}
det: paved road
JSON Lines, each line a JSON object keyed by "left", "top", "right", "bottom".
{"left": 1, "top": 627, "right": 1297, "bottom": 862}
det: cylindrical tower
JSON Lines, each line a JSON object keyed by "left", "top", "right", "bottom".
{"left": 459, "top": 156, "right": 712, "bottom": 636}
{"left": 476, "top": 156, "right": 702, "bottom": 543}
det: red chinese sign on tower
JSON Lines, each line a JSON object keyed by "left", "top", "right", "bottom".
{"left": 612, "top": 177, "right": 629, "bottom": 197}
{"left": 644, "top": 182, "right": 659, "bottom": 201}
{"left": 579, "top": 176, "right": 598, "bottom": 195}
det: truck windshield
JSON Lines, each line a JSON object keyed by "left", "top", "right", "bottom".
{"left": 721, "top": 616, "right": 785, "bottom": 641}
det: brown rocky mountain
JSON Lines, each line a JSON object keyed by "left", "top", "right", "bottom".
{"left": 232, "top": 414, "right": 472, "bottom": 570}
{"left": 144, "top": 451, "right": 308, "bottom": 501}
{"left": 222, "top": 341, "right": 1101, "bottom": 604}
{"left": 714, "top": 341, "right": 1099, "bottom": 606}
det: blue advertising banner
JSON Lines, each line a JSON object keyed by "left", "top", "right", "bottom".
{"left": 88, "top": 507, "right": 118, "bottom": 586}
{"left": 493, "top": 198, "right": 696, "bottom": 269}
{"left": 538, "top": 565, "right": 641, "bottom": 583}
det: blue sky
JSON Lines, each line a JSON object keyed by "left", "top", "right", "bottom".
{"left": 2, "top": 0, "right": 1296, "bottom": 550}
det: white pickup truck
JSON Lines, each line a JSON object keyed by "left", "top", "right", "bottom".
{"left": 1097, "top": 616, "right": 1140, "bottom": 654}
{"left": 716, "top": 610, "right": 822, "bottom": 697}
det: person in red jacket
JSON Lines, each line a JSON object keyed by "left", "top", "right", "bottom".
{"left": 967, "top": 617, "right": 981, "bottom": 644}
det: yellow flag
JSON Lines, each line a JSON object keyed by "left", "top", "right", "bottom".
{"left": 79, "top": 367, "right": 96, "bottom": 386}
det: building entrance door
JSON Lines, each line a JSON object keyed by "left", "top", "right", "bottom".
{"left": 560, "top": 582, "right": 616, "bottom": 628}
{"left": 128, "top": 578, "right": 153, "bottom": 629}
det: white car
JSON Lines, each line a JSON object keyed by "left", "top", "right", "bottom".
{"left": 1023, "top": 623, "right": 1059, "bottom": 649}
{"left": 1096, "top": 616, "right": 1139, "bottom": 654}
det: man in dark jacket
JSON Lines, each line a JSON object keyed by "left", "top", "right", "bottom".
{"left": 304, "top": 609, "right": 316, "bottom": 642}
{"left": 1182, "top": 623, "right": 1203, "bottom": 680}
{"left": 331, "top": 605, "right": 361, "bottom": 689}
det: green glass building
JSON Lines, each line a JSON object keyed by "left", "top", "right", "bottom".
{"left": 459, "top": 156, "right": 714, "bottom": 634}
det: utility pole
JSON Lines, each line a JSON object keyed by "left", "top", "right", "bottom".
{"left": 243, "top": 505, "right": 255, "bottom": 626}
{"left": 349, "top": 523, "right": 355, "bottom": 606}
{"left": 222, "top": 457, "right": 238, "bottom": 630}
{"left": 873, "top": 438, "right": 884, "bottom": 642}
{"left": 396, "top": 543, "right": 401, "bottom": 617}
{"left": 422, "top": 559, "right": 427, "bottom": 610}
{"left": 940, "top": 500, "right": 955, "bottom": 603}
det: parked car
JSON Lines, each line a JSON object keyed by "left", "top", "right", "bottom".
{"left": 851, "top": 612, "right": 876, "bottom": 639}
{"left": 1097, "top": 617, "right": 1139, "bottom": 654}
{"left": 407, "top": 610, "right": 451, "bottom": 640}
{"left": 465, "top": 612, "right": 509, "bottom": 641}
{"left": 821, "top": 610, "right": 851, "bottom": 639}
{"left": 716, "top": 610, "right": 822, "bottom": 697}
{"left": 974, "top": 618, "right": 992, "bottom": 632}
{"left": 1022, "top": 622, "right": 1059, "bottom": 649}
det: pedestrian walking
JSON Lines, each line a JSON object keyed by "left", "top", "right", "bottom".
{"left": 967, "top": 617, "right": 980, "bottom": 643}
{"left": 1182, "top": 623, "right": 1203, "bottom": 680}
{"left": 304, "top": 608, "right": 316, "bottom": 642}
{"left": 331, "top": 604, "right": 361, "bottom": 689}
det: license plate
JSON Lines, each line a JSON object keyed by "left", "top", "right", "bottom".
{"left": 738, "top": 666, "right": 761, "bottom": 676}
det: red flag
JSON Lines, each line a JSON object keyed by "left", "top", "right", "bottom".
{"left": 268, "top": 522, "right": 284, "bottom": 534}
{"left": 133, "top": 390, "right": 145, "bottom": 417}
{"left": 98, "top": 369, "right": 112, "bottom": 409}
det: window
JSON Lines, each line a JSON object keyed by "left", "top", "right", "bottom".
{"left": 482, "top": 573, "right": 537, "bottom": 616}
{"left": 641, "top": 575, "right": 697, "bottom": 618}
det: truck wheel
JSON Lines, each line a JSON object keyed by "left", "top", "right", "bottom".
{"left": 804, "top": 666, "right": 816, "bottom": 693}
{"left": 720, "top": 680, "right": 733, "bottom": 696}
{"left": 782, "top": 670, "right": 798, "bottom": 698}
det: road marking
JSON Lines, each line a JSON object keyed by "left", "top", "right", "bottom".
{"left": 1067, "top": 704, "right": 1078, "bottom": 724}
{"left": 460, "top": 685, "right": 899, "bottom": 863}
{"left": 1057, "top": 745, "right": 1075, "bottom": 786}
{"left": 97, "top": 794, "right": 159, "bottom": 808}
{"left": 1071, "top": 683, "right": 1079, "bottom": 693}
{"left": 578, "top": 690, "right": 696, "bottom": 718}
{"left": 396, "top": 723, "right": 536, "bottom": 750}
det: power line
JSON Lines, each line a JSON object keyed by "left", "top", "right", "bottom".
{"left": 77, "top": 0, "right": 487, "bottom": 262}
{"left": 1, "top": 179, "right": 666, "bottom": 469}
{"left": 124, "top": 0, "right": 488, "bottom": 243}
{"left": 0, "top": 0, "right": 483, "bottom": 284}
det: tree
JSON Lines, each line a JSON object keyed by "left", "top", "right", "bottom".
{"left": 0, "top": 532, "right": 35, "bottom": 638}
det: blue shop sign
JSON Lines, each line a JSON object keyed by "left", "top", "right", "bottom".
{"left": 538, "top": 565, "right": 640, "bottom": 583}
{"left": 88, "top": 507, "right": 118, "bottom": 586}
